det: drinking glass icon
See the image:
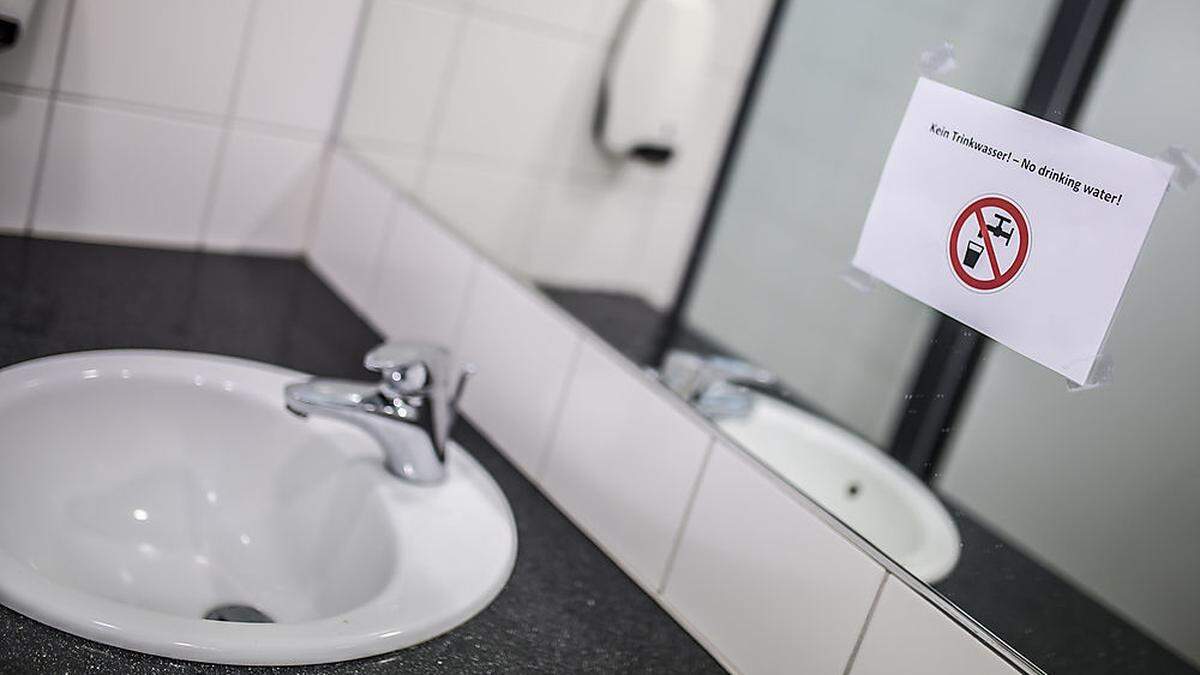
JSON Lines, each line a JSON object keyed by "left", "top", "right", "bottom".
{"left": 963, "top": 241, "right": 984, "bottom": 269}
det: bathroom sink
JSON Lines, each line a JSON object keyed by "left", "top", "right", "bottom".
{"left": 717, "top": 394, "right": 960, "bottom": 583}
{"left": 0, "top": 351, "right": 517, "bottom": 665}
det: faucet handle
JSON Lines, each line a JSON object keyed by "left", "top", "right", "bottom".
{"left": 365, "top": 342, "right": 450, "bottom": 397}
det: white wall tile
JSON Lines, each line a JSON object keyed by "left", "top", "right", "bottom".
{"left": 59, "top": 0, "right": 251, "bottom": 115}
{"left": 523, "top": 169, "right": 656, "bottom": 292}
{"left": 709, "top": 0, "right": 773, "bottom": 75}
{"left": 0, "top": 0, "right": 69, "bottom": 90}
{"left": 0, "top": 92, "right": 48, "bottom": 232}
{"left": 235, "top": 0, "right": 362, "bottom": 132}
{"left": 35, "top": 101, "right": 221, "bottom": 246}
{"left": 350, "top": 147, "right": 424, "bottom": 192}
{"left": 541, "top": 338, "right": 712, "bottom": 588}
{"left": 850, "top": 576, "right": 1019, "bottom": 675}
{"left": 367, "top": 195, "right": 476, "bottom": 346}
{"left": 473, "top": 0, "right": 614, "bottom": 37}
{"left": 419, "top": 157, "right": 545, "bottom": 271}
{"left": 310, "top": 154, "right": 396, "bottom": 313}
{"left": 635, "top": 188, "right": 706, "bottom": 308}
{"left": 433, "top": 15, "right": 599, "bottom": 171}
{"left": 455, "top": 261, "right": 581, "bottom": 477}
{"left": 656, "top": 71, "right": 742, "bottom": 191}
{"left": 664, "top": 439, "right": 885, "bottom": 675}
{"left": 342, "top": 0, "right": 463, "bottom": 149}
{"left": 204, "top": 128, "right": 322, "bottom": 254}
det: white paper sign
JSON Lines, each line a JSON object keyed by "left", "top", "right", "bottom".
{"left": 853, "top": 78, "right": 1173, "bottom": 384}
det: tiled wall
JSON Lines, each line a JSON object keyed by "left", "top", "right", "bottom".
{"left": 340, "top": 0, "right": 770, "bottom": 307}
{"left": 0, "top": 2, "right": 1035, "bottom": 671}
{"left": 0, "top": 0, "right": 361, "bottom": 254}
{"left": 311, "top": 149, "right": 1033, "bottom": 675}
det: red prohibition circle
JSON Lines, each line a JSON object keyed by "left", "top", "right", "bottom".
{"left": 948, "top": 195, "right": 1030, "bottom": 292}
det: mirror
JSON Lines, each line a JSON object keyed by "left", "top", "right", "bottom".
{"left": 338, "top": 1, "right": 1199, "bottom": 673}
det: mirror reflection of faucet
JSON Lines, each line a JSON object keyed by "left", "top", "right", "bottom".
{"left": 659, "top": 350, "right": 780, "bottom": 419}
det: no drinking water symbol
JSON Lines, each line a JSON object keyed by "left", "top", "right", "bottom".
{"left": 948, "top": 195, "right": 1030, "bottom": 292}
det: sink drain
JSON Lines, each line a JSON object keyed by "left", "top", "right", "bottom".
{"left": 204, "top": 604, "right": 274, "bottom": 623}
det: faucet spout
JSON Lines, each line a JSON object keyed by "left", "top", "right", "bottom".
{"left": 283, "top": 343, "right": 470, "bottom": 484}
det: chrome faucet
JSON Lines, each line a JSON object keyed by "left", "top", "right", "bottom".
{"left": 284, "top": 342, "right": 472, "bottom": 484}
{"left": 659, "top": 350, "right": 778, "bottom": 419}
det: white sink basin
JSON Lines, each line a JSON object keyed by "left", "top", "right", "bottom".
{"left": 717, "top": 394, "right": 960, "bottom": 583}
{"left": 0, "top": 350, "right": 517, "bottom": 665}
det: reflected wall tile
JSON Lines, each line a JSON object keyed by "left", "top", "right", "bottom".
{"left": 523, "top": 169, "right": 657, "bottom": 293}
{"left": 0, "top": 92, "right": 48, "bottom": 232}
{"left": 432, "top": 14, "right": 599, "bottom": 172}
{"left": 418, "top": 157, "right": 546, "bottom": 271}
{"left": 235, "top": 0, "right": 363, "bottom": 132}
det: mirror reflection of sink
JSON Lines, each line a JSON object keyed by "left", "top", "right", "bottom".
{"left": 716, "top": 394, "right": 960, "bottom": 583}
{"left": 0, "top": 351, "right": 517, "bottom": 665}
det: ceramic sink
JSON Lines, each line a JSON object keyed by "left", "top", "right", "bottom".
{"left": 0, "top": 351, "right": 516, "bottom": 665}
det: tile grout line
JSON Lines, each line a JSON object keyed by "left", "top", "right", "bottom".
{"left": 470, "top": 4, "right": 607, "bottom": 48}
{"left": 656, "top": 435, "right": 716, "bottom": 594}
{"left": 411, "top": 1, "right": 474, "bottom": 195}
{"left": 531, "top": 332, "right": 586, "bottom": 481}
{"left": 299, "top": 143, "right": 337, "bottom": 254}
{"left": 323, "top": 0, "right": 372, "bottom": 148}
{"left": 359, "top": 193, "right": 406, "bottom": 328}
{"left": 22, "top": 0, "right": 76, "bottom": 236}
{"left": 195, "top": 0, "right": 260, "bottom": 250}
{"left": 841, "top": 572, "right": 889, "bottom": 675}
{"left": 299, "top": 0, "right": 373, "bottom": 255}
{"left": 46, "top": 89, "right": 326, "bottom": 141}
{"left": 447, "top": 258, "right": 482, "bottom": 359}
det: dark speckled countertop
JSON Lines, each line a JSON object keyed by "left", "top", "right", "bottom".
{"left": 0, "top": 235, "right": 723, "bottom": 674}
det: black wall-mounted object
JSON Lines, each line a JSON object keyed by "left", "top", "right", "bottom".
{"left": 0, "top": 18, "right": 18, "bottom": 50}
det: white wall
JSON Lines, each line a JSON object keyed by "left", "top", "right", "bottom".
{"left": 940, "top": 0, "right": 1200, "bottom": 667}
{"left": 0, "top": 0, "right": 362, "bottom": 254}
{"left": 684, "top": 0, "right": 1055, "bottom": 445}
{"left": 339, "top": 0, "right": 772, "bottom": 308}
{"left": 310, "top": 147, "right": 1022, "bottom": 675}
